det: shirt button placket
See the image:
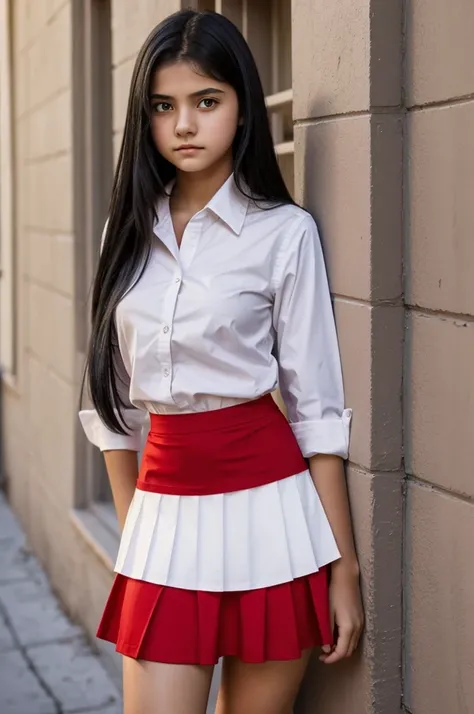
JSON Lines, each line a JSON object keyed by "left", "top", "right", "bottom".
{"left": 159, "top": 268, "right": 181, "bottom": 399}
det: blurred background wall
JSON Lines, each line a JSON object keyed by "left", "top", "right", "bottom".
{"left": 0, "top": 1, "right": 473, "bottom": 712}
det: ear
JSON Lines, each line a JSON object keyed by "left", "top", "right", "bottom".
{"left": 238, "top": 116, "right": 244, "bottom": 126}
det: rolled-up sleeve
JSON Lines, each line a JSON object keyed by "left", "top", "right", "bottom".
{"left": 273, "top": 214, "right": 352, "bottom": 459}
{"left": 79, "top": 343, "right": 148, "bottom": 452}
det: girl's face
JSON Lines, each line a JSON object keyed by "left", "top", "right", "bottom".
{"left": 149, "top": 61, "right": 240, "bottom": 174}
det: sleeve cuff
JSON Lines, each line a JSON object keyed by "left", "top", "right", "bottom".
{"left": 290, "top": 409, "right": 352, "bottom": 459}
{"left": 78, "top": 408, "right": 149, "bottom": 452}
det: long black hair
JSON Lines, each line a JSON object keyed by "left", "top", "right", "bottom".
{"left": 83, "top": 9, "right": 296, "bottom": 435}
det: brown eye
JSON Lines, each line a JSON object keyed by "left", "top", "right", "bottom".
{"left": 198, "top": 98, "right": 217, "bottom": 109}
{"left": 153, "top": 102, "right": 173, "bottom": 113}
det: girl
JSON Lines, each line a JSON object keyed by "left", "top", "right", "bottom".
{"left": 80, "top": 9, "right": 363, "bottom": 714}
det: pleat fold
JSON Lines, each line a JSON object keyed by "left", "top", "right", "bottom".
{"left": 114, "top": 470, "right": 340, "bottom": 592}
{"left": 97, "top": 568, "right": 333, "bottom": 665}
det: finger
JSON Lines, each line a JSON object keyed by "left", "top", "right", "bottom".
{"left": 345, "top": 622, "right": 364, "bottom": 658}
{"left": 321, "top": 627, "right": 352, "bottom": 665}
{"left": 349, "top": 625, "right": 363, "bottom": 656}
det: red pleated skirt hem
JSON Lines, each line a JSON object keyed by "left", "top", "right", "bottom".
{"left": 96, "top": 568, "right": 333, "bottom": 665}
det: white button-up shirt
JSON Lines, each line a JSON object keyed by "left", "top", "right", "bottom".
{"left": 79, "top": 175, "right": 352, "bottom": 458}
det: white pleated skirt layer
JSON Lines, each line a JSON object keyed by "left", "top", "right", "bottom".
{"left": 115, "top": 470, "right": 341, "bottom": 592}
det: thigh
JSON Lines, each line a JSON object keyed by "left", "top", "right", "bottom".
{"left": 123, "top": 655, "right": 214, "bottom": 714}
{"left": 215, "top": 650, "right": 312, "bottom": 714}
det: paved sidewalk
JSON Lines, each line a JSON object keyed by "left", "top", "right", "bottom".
{"left": 0, "top": 492, "right": 122, "bottom": 714}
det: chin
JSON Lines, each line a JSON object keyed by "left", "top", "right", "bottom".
{"left": 173, "top": 159, "right": 215, "bottom": 173}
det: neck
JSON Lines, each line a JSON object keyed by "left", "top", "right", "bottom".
{"left": 172, "top": 155, "right": 233, "bottom": 214}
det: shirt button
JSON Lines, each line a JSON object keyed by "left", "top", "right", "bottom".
{"left": 175, "top": 277, "right": 181, "bottom": 284}
{"left": 163, "top": 326, "right": 169, "bottom": 334}
{"left": 163, "top": 369, "right": 170, "bottom": 377}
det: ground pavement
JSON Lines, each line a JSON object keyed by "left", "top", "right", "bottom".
{"left": 0, "top": 491, "right": 122, "bottom": 714}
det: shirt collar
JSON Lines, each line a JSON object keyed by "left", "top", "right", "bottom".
{"left": 206, "top": 174, "right": 250, "bottom": 235}
{"left": 156, "top": 173, "right": 250, "bottom": 236}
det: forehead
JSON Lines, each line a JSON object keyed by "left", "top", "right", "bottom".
{"left": 150, "top": 60, "right": 226, "bottom": 95}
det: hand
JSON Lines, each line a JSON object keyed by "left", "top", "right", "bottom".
{"left": 319, "top": 560, "right": 364, "bottom": 664}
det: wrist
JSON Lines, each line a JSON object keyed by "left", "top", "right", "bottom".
{"left": 332, "top": 556, "right": 360, "bottom": 579}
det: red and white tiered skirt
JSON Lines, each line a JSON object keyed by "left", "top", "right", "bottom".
{"left": 97, "top": 395, "right": 340, "bottom": 664}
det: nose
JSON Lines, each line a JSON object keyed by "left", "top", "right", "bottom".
{"left": 175, "top": 106, "right": 196, "bottom": 138}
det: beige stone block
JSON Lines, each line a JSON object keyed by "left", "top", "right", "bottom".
{"left": 406, "top": 102, "right": 474, "bottom": 315}
{"left": 297, "top": 468, "right": 402, "bottom": 714}
{"left": 15, "top": 163, "right": 28, "bottom": 233}
{"left": 12, "top": 0, "right": 29, "bottom": 54}
{"left": 112, "top": 57, "right": 135, "bottom": 134}
{"left": 48, "top": 0, "right": 68, "bottom": 22}
{"left": 295, "top": 117, "right": 371, "bottom": 299}
{"left": 293, "top": 0, "right": 402, "bottom": 119}
{"left": 28, "top": 354, "right": 50, "bottom": 436}
{"left": 29, "top": 107, "right": 51, "bottom": 161}
{"left": 28, "top": 2, "right": 71, "bottom": 108}
{"left": 27, "top": 39, "right": 44, "bottom": 111}
{"left": 293, "top": 0, "right": 368, "bottom": 117}
{"left": 111, "top": 3, "right": 142, "bottom": 67}
{"left": 28, "top": 362, "right": 58, "bottom": 505}
{"left": 2, "top": 387, "right": 31, "bottom": 523}
{"left": 49, "top": 291, "right": 75, "bottom": 383}
{"left": 42, "top": 373, "right": 76, "bottom": 507}
{"left": 112, "top": 0, "right": 181, "bottom": 66}
{"left": 26, "top": 479, "right": 77, "bottom": 589}
{"left": 27, "top": 281, "right": 52, "bottom": 364}
{"left": 295, "top": 114, "right": 402, "bottom": 302}
{"left": 406, "top": 0, "right": 474, "bottom": 106}
{"left": 25, "top": 481, "right": 54, "bottom": 576}
{"left": 49, "top": 2, "right": 72, "bottom": 96}
{"left": 405, "top": 483, "right": 474, "bottom": 713}
{"left": 28, "top": 0, "right": 50, "bottom": 38}
{"left": 51, "top": 89, "right": 72, "bottom": 154}
{"left": 28, "top": 231, "right": 53, "bottom": 284}
{"left": 16, "top": 119, "right": 30, "bottom": 171}
{"left": 27, "top": 109, "right": 42, "bottom": 161}
{"left": 30, "top": 90, "right": 71, "bottom": 159}
{"left": 30, "top": 160, "right": 50, "bottom": 229}
{"left": 25, "top": 162, "right": 42, "bottom": 228}
{"left": 47, "top": 153, "right": 73, "bottom": 232}
{"left": 14, "top": 52, "right": 30, "bottom": 120}
{"left": 405, "top": 312, "right": 474, "bottom": 498}
{"left": 66, "top": 536, "right": 115, "bottom": 646}
{"left": 27, "top": 353, "right": 75, "bottom": 510}
{"left": 52, "top": 234, "right": 75, "bottom": 296}
{"left": 335, "top": 299, "right": 403, "bottom": 472}
{"left": 27, "top": 281, "right": 74, "bottom": 384}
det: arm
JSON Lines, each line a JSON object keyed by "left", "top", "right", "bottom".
{"left": 309, "top": 454, "right": 363, "bottom": 663}
{"left": 309, "top": 455, "right": 358, "bottom": 573}
{"left": 103, "top": 450, "right": 139, "bottom": 531}
{"left": 273, "top": 214, "right": 363, "bottom": 662}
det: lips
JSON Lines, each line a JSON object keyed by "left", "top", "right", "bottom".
{"left": 175, "top": 145, "right": 203, "bottom": 152}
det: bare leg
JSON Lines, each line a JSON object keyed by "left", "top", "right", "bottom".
{"left": 123, "top": 656, "right": 214, "bottom": 714}
{"left": 214, "top": 650, "right": 312, "bottom": 714}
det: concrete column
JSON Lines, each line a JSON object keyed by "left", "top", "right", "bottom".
{"left": 292, "top": 2, "right": 404, "bottom": 712}
{"left": 403, "top": 1, "right": 474, "bottom": 712}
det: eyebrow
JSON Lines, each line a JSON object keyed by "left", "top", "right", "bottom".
{"left": 149, "top": 88, "right": 226, "bottom": 101}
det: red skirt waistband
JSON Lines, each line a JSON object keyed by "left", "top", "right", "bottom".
{"left": 137, "top": 394, "right": 307, "bottom": 497}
